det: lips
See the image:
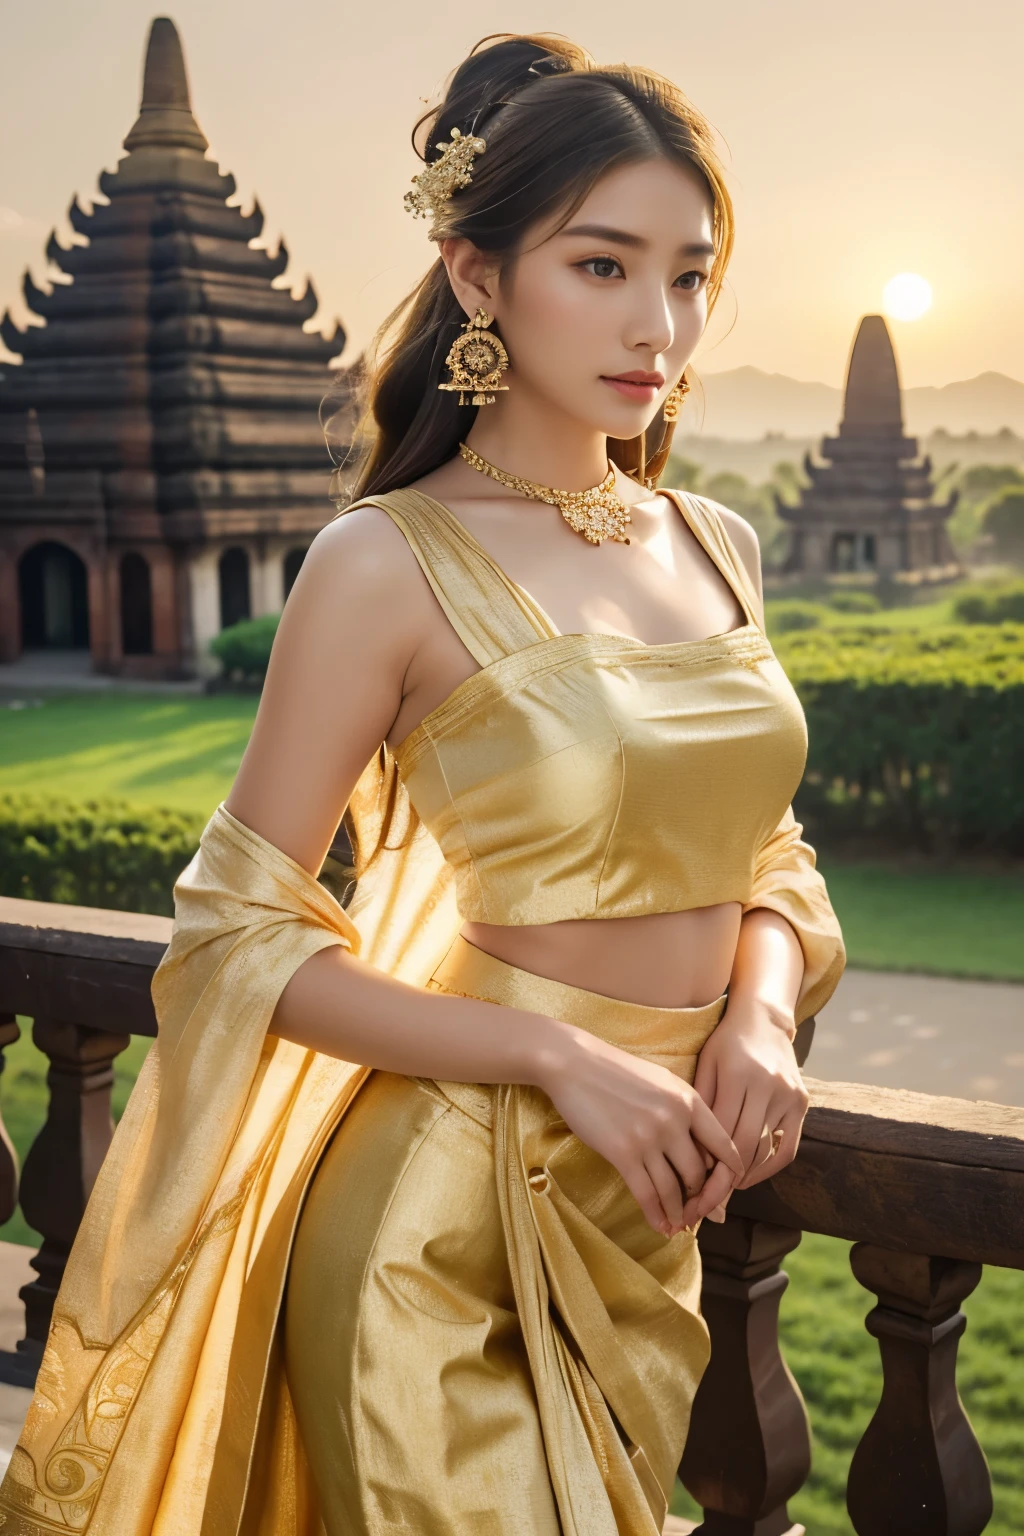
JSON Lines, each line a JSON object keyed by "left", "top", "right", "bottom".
{"left": 606, "top": 371, "right": 665, "bottom": 386}
{"left": 601, "top": 371, "right": 665, "bottom": 401}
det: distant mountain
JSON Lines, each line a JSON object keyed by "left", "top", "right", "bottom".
{"left": 684, "top": 365, "right": 1024, "bottom": 439}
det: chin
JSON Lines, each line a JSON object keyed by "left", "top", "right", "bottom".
{"left": 597, "top": 407, "right": 661, "bottom": 443}
{"left": 565, "top": 396, "right": 653, "bottom": 442}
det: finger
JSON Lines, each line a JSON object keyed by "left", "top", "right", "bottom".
{"left": 665, "top": 1132, "right": 713, "bottom": 1206}
{"left": 689, "top": 1097, "right": 744, "bottom": 1179}
{"left": 775, "top": 1101, "right": 806, "bottom": 1168}
{"left": 731, "top": 1092, "right": 772, "bottom": 1178}
{"left": 644, "top": 1151, "right": 688, "bottom": 1230}
{"left": 692, "top": 1049, "right": 717, "bottom": 1107}
{"left": 692, "top": 1157, "right": 738, "bottom": 1219}
{"left": 621, "top": 1160, "right": 671, "bottom": 1234}
{"left": 741, "top": 1103, "right": 805, "bottom": 1188}
{"left": 707, "top": 1079, "right": 746, "bottom": 1144}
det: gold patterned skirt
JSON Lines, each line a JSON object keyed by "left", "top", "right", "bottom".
{"left": 284, "top": 937, "right": 725, "bottom": 1536}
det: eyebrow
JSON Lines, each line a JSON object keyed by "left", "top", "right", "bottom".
{"left": 559, "top": 223, "right": 715, "bottom": 259}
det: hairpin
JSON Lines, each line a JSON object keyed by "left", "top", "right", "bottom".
{"left": 403, "top": 126, "right": 486, "bottom": 230}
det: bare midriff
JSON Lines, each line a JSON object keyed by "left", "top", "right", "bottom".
{"left": 461, "top": 902, "right": 743, "bottom": 1010}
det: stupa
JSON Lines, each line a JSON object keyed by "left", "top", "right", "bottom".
{"left": 777, "top": 315, "right": 959, "bottom": 580}
{"left": 0, "top": 16, "right": 356, "bottom": 677}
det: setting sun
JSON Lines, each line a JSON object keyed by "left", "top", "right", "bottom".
{"left": 883, "top": 272, "right": 933, "bottom": 322}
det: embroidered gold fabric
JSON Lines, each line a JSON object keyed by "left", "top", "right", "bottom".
{"left": 0, "top": 484, "right": 844, "bottom": 1533}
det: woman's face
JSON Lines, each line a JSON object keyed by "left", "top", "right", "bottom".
{"left": 494, "top": 157, "right": 715, "bottom": 436}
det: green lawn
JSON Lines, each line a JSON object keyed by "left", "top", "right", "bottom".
{"left": 0, "top": 694, "right": 257, "bottom": 817}
{"left": 820, "top": 859, "right": 1024, "bottom": 982}
{"left": 765, "top": 593, "right": 965, "bottom": 632}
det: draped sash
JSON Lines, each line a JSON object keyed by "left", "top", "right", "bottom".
{"left": 0, "top": 793, "right": 459, "bottom": 1536}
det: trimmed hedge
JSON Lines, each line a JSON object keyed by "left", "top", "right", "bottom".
{"left": 826, "top": 589, "right": 881, "bottom": 614}
{"left": 0, "top": 796, "right": 204, "bottom": 916}
{"left": 952, "top": 581, "right": 1024, "bottom": 625}
{"left": 778, "top": 623, "right": 1024, "bottom": 852}
{"left": 766, "top": 600, "right": 826, "bottom": 634}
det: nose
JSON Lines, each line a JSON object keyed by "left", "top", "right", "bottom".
{"left": 623, "top": 277, "right": 674, "bottom": 358}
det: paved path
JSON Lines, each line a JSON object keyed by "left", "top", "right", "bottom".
{"left": 0, "top": 648, "right": 203, "bottom": 696}
{"left": 812, "top": 968, "right": 1024, "bottom": 1106}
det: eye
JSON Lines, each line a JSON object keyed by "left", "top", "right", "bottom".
{"left": 675, "top": 270, "right": 709, "bottom": 292}
{"left": 577, "top": 256, "right": 624, "bottom": 280}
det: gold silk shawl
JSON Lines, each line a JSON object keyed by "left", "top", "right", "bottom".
{"left": 0, "top": 772, "right": 461, "bottom": 1536}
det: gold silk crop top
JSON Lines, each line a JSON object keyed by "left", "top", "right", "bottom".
{"left": 340, "top": 486, "right": 844, "bottom": 991}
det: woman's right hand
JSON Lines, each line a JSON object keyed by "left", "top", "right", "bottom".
{"left": 534, "top": 1024, "right": 744, "bottom": 1237}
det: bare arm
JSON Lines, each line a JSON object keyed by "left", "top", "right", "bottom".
{"left": 691, "top": 505, "right": 811, "bottom": 1199}
{"left": 224, "top": 508, "right": 743, "bottom": 1235}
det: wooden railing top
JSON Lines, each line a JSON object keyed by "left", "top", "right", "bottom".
{"left": 0, "top": 895, "right": 172, "bottom": 961}
{"left": 737, "top": 1075, "right": 1024, "bottom": 1270}
{"left": 800, "top": 1076, "right": 1024, "bottom": 1171}
{"left": 0, "top": 895, "right": 170, "bottom": 1036}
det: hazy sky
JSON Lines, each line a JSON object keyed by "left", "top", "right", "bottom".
{"left": 1, "top": 0, "right": 1021, "bottom": 388}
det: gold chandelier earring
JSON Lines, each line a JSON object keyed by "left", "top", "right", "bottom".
{"left": 438, "top": 308, "right": 510, "bottom": 407}
{"left": 662, "top": 376, "right": 691, "bottom": 423}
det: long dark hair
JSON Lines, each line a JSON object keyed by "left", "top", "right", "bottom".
{"left": 332, "top": 33, "right": 735, "bottom": 500}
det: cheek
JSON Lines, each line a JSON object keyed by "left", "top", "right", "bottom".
{"left": 503, "top": 267, "right": 605, "bottom": 371}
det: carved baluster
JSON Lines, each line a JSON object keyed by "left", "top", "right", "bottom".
{"left": 681, "top": 1213, "right": 811, "bottom": 1536}
{"left": 0, "top": 1012, "right": 21, "bottom": 1223}
{"left": 847, "top": 1244, "right": 992, "bottom": 1536}
{"left": 15, "top": 1017, "right": 130, "bottom": 1364}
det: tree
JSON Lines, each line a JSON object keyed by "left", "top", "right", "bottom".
{"left": 982, "top": 488, "right": 1024, "bottom": 563}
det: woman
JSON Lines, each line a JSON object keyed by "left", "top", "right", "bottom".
{"left": 0, "top": 33, "right": 844, "bottom": 1536}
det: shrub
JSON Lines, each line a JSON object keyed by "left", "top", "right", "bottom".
{"left": 982, "top": 489, "right": 1024, "bottom": 563}
{"left": 0, "top": 796, "right": 205, "bottom": 916}
{"left": 766, "top": 601, "right": 826, "bottom": 634}
{"left": 776, "top": 624, "right": 1024, "bottom": 852}
{"left": 209, "top": 613, "right": 280, "bottom": 683}
{"left": 827, "top": 589, "right": 881, "bottom": 614}
{"left": 953, "top": 582, "right": 1024, "bottom": 625}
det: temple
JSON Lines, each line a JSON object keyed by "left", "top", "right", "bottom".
{"left": 777, "top": 315, "right": 959, "bottom": 580}
{"left": 0, "top": 17, "right": 356, "bottom": 678}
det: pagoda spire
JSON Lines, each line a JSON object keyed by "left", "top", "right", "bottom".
{"left": 122, "top": 16, "right": 208, "bottom": 155}
{"left": 841, "top": 314, "right": 903, "bottom": 436}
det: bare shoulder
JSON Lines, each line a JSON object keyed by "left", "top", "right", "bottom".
{"left": 299, "top": 503, "right": 427, "bottom": 610}
{"left": 693, "top": 495, "right": 763, "bottom": 597}
{"left": 280, "top": 501, "right": 443, "bottom": 659}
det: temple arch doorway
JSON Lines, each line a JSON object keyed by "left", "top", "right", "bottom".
{"left": 831, "top": 531, "right": 876, "bottom": 574}
{"left": 218, "top": 547, "right": 251, "bottom": 629}
{"left": 19, "top": 540, "right": 90, "bottom": 649}
{"left": 120, "top": 552, "right": 154, "bottom": 655}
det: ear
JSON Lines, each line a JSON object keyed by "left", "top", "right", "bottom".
{"left": 437, "top": 238, "right": 502, "bottom": 322}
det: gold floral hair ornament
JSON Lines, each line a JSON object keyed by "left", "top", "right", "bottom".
{"left": 403, "top": 126, "right": 486, "bottom": 233}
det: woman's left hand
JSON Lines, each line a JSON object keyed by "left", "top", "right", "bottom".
{"left": 683, "top": 995, "right": 809, "bottom": 1227}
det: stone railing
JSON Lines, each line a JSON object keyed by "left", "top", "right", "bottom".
{"left": 0, "top": 894, "right": 1020, "bottom": 1535}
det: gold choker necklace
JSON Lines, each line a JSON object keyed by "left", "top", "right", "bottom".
{"left": 458, "top": 442, "right": 631, "bottom": 546}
